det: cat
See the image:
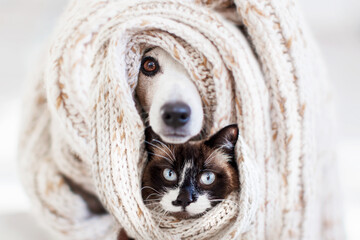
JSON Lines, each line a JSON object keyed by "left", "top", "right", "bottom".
{"left": 142, "top": 124, "right": 240, "bottom": 219}
{"left": 68, "top": 124, "right": 240, "bottom": 239}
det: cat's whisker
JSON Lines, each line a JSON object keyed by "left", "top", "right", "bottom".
{"left": 152, "top": 205, "right": 163, "bottom": 212}
{"left": 144, "top": 200, "right": 162, "bottom": 206}
{"left": 145, "top": 193, "right": 162, "bottom": 201}
{"left": 209, "top": 198, "right": 226, "bottom": 202}
{"left": 203, "top": 149, "right": 220, "bottom": 167}
{"left": 157, "top": 209, "right": 169, "bottom": 228}
{"left": 141, "top": 186, "right": 161, "bottom": 194}
{"left": 148, "top": 204, "right": 158, "bottom": 211}
{"left": 144, "top": 198, "right": 162, "bottom": 202}
{"left": 152, "top": 139, "right": 176, "bottom": 161}
{"left": 210, "top": 198, "right": 236, "bottom": 202}
{"left": 145, "top": 141, "right": 175, "bottom": 163}
{"left": 143, "top": 193, "right": 162, "bottom": 200}
{"left": 147, "top": 152, "right": 174, "bottom": 164}
{"left": 148, "top": 139, "right": 175, "bottom": 161}
{"left": 224, "top": 199, "right": 240, "bottom": 204}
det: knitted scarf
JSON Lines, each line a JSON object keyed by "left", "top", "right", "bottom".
{"left": 18, "top": 0, "right": 344, "bottom": 239}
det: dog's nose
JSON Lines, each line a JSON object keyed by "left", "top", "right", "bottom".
{"left": 161, "top": 102, "right": 191, "bottom": 128}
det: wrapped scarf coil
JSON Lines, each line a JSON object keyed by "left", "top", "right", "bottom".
{"left": 18, "top": 0, "right": 344, "bottom": 239}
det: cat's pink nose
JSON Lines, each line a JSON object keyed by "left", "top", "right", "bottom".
{"left": 172, "top": 188, "right": 197, "bottom": 208}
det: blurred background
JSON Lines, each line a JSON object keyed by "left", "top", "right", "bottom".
{"left": 0, "top": 0, "right": 359, "bottom": 239}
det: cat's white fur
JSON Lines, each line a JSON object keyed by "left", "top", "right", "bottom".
{"left": 160, "top": 189, "right": 182, "bottom": 213}
{"left": 159, "top": 161, "right": 212, "bottom": 216}
{"left": 186, "top": 194, "right": 211, "bottom": 215}
{"left": 178, "top": 161, "right": 192, "bottom": 186}
{"left": 137, "top": 48, "right": 204, "bottom": 144}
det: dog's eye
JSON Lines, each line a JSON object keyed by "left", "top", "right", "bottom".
{"left": 140, "top": 56, "right": 159, "bottom": 76}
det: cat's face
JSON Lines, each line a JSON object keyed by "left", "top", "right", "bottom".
{"left": 142, "top": 125, "right": 240, "bottom": 219}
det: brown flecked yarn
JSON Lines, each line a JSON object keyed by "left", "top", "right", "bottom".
{"left": 18, "top": 0, "right": 344, "bottom": 239}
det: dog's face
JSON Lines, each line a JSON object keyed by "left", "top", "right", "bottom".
{"left": 136, "top": 47, "right": 204, "bottom": 144}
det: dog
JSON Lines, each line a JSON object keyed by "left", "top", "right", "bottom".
{"left": 136, "top": 47, "right": 204, "bottom": 144}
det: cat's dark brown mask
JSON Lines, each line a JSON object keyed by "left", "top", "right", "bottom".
{"left": 142, "top": 124, "right": 240, "bottom": 219}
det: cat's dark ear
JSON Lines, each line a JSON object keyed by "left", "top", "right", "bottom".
{"left": 205, "top": 124, "right": 239, "bottom": 154}
{"left": 144, "top": 127, "right": 161, "bottom": 152}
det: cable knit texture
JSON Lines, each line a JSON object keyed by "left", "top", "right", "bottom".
{"left": 18, "top": 0, "right": 344, "bottom": 239}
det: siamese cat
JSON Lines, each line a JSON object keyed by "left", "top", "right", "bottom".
{"left": 142, "top": 124, "right": 240, "bottom": 219}
{"left": 68, "top": 124, "right": 241, "bottom": 240}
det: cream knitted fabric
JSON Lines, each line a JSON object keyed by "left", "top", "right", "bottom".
{"left": 18, "top": 0, "right": 344, "bottom": 239}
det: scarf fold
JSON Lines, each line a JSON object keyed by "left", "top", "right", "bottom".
{"left": 18, "top": 0, "right": 344, "bottom": 239}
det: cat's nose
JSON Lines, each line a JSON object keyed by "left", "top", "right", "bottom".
{"left": 161, "top": 102, "right": 191, "bottom": 128}
{"left": 172, "top": 187, "right": 196, "bottom": 208}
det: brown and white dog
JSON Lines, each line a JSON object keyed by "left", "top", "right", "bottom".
{"left": 136, "top": 47, "right": 204, "bottom": 144}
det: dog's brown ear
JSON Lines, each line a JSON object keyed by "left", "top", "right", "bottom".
{"left": 205, "top": 124, "right": 239, "bottom": 154}
{"left": 144, "top": 127, "right": 161, "bottom": 153}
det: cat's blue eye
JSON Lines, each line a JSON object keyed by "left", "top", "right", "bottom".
{"left": 200, "top": 172, "right": 215, "bottom": 185}
{"left": 163, "top": 168, "right": 177, "bottom": 182}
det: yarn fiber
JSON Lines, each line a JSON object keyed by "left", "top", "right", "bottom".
{"left": 18, "top": 0, "right": 344, "bottom": 239}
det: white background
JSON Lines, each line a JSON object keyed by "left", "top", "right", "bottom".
{"left": 0, "top": 0, "right": 359, "bottom": 239}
